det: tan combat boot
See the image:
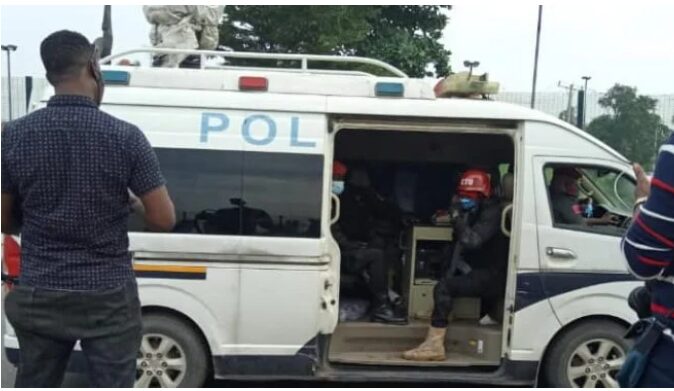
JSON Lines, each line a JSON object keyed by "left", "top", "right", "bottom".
{"left": 402, "top": 326, "right": 447, "bottom": 361}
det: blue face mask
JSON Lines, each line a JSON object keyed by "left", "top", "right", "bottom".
{"left": 459, "top": 197, "right": 478, "bottom": 211}
{"left": 332, "top": 180, "right": 345, "bottom": 195}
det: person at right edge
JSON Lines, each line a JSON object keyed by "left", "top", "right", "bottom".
{"left": 618, "top": 133, "right": 674, "bottom": 387}
{"left": 403, "top": 169, "right": 508, "bottom": 361}
{"left": 1, "top": 30, "right": 175, "bottom": 387}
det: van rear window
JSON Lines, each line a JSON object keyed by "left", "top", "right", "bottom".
{"left": 129, "top": 148, "right": 323, "bottom": 238}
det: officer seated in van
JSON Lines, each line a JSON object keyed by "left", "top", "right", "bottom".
{"left": 403, "top": 169, "right": 509, "bottom": 361}
{"left": 549, "top": 167, "right": 619, "bottom": 226}
{"left": 331, "top": 161, "right": 406, "bottom": 325}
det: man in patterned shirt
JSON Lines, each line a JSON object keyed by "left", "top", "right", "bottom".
{"left": 1, "top": 30, "right": 175, "bottom": 387}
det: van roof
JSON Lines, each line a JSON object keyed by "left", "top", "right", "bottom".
{"left": 94, "top": 48, "right": 628, "bottom": 163}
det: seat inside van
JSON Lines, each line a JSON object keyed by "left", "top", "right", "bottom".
{"left": 330, "top": 127, "right": 514, "bottom": 368}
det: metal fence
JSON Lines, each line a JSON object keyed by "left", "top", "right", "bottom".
{"left": 1, "top": 76, "right": 32, "bottom": 121}
{"left": 495, "top": 91, "right": 674, "bottom": 128}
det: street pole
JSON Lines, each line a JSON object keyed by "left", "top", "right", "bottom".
{"left": 558, "top": 81, "right": 576, "bottom": 123}
{"left": 531, "top": 5, "right": 543, "bottom": 109}
{"left": 2, "top": 44, "right": 18, "bottom": 120}
{"left": 581, "top": 76, "right": 591, "bottom": 128}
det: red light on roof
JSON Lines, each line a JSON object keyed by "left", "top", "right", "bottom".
{"left": 239, "top": 76, "right": 268, "bottom": 91}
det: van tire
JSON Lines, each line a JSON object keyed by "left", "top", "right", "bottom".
{"left": 543, "top": 320, "right": 629, "bottom": 388}
{"left": 137, "top": 313, "right": 210, "bottom": 388}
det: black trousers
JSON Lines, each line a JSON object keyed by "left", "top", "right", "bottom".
{"left": 343, "top": 248, "right": 389, "bottom": 301}
{"left": 4, "top": 279, "right": 142, "bottom": 388}
{"left": 431, "top": 268, "right": 503, "bottom": 328}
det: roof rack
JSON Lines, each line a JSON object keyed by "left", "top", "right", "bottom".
{"left": 101, "top": 48, "right": 408, "bottom": 78}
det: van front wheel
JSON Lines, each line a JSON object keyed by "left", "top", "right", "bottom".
{"left": 544, "top": 320, "right": 629, "bottom": 388}
{"left": 135, "top": 314, "right": 209, "bottom": 388}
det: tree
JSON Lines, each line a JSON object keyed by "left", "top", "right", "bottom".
{"left": 586, "top": 84, "right": 668, "bottom": 169}
{"left": 219, "top": 6, "right": 451, "bottom": 77}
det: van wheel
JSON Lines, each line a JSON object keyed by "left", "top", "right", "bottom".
{"left": 544, "top": 320, "right": 629, "bottom": 388}
{"left": 135, "top": 314, "right": 209, "bottom": 388}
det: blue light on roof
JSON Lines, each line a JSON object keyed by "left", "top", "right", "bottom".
{"left": 102, "top": 70, "right": 130, "bottom": 85}
{"left": 375, "top": 82, "right": 404, "bottom": 97}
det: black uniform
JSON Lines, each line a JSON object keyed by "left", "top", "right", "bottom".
{"left": 431, "top": 198, "right": 509, "bottom": 328}
{"left": 334, "top": 186, "right": 401, "bottom": 302}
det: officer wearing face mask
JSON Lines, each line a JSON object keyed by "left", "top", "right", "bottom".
{"left": 403, "top": 169, "right": 507, "bottom": 361}
{"left": 331, "top": 161, "right": 406, "bottom": 324}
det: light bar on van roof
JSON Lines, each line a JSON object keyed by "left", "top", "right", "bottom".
{"left": 102, "top": 70, "right": 130, "bottom": 85}
{"left": 375, "top": 82, "right": 404, "bottom": 97}
{"left": 239, "top": 76, "right": 268, "bottom": 91}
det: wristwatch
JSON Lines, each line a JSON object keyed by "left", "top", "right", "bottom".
{"left": 633, "top": 196, "right": 648, "bottom": 214}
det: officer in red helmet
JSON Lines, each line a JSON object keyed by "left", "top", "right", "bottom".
{"left": 403, "top": 168, "right": 508, "bottom": 361}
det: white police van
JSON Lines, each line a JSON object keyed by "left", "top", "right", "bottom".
{"left": 3, "top": 48, "right": 641, "bottom": 387}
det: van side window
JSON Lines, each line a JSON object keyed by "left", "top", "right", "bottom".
{"left": 129, "top": 149, "right": 323, "bottom": 238}
{"left": 544, "top": 163, "right": 635, "bottom": 235}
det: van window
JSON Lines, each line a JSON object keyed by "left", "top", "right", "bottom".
{"left": 129, "top": 149, "right": 323, "bottom": 238}
{"left": 544, "top": 163, "right": 634, "bottom": 235}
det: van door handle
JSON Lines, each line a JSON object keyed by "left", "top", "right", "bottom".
{"left": 546, "top": 247, "right": 577, "bottom": 259}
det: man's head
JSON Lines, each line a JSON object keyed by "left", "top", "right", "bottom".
{"left": 347, "top": 167, "right": 371, "bottom": 189}
{"left": 456, "top": 169, "right": 492, "bottom": 211}
{"left": 40, "top": 30, "right": 104, "bottom": 105}
{"left": 551, "top": 167, "right": 581, "bottom": 197}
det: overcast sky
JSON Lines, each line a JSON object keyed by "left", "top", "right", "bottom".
{"left": 1, "top": 4, "right": 673, "bottom": 93}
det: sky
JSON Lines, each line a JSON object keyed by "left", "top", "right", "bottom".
{"left": 1, "top": 4, "right": 673, "bottom": 94}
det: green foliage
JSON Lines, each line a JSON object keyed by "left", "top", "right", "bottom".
{"left": 587, "top": 84, "right": 669, "bottom": 169}
{"left": 219, "top": 6, "right": 451, "bottom": 77}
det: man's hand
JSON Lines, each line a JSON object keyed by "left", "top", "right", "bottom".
{"left": 128, "top": 190, "right": 145, "bottom": 215}
{"left": 599, "top": 213, "right": 621, "bottom": 226}
{"left": 633, "top": 163, "right": 651, "bottom": 200}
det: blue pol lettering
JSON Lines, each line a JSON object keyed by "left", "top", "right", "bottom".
{"left": 242, "top": 115, "right": 276, "bottom": 146}
{"left": 290, "top": 116, "right": 316, "bottom": 148}
{"left": 200, "top": 113, "right": 230, "bottom": 143}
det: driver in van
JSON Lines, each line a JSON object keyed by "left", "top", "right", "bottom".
{"left": 403, "top": 169, "right": 509, "bottom": 361}
{"left": 550, "top": 167, "right": 620, "bottom": 226}
{"left": 331, "top": 161, "right": 406, "bottom": 324}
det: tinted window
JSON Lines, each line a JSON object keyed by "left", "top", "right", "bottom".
{"left": 129, "top": 149, "right": 323, "bottom": 238}
{"left": 242, "top": 152, "right": 323, "bottom": 237}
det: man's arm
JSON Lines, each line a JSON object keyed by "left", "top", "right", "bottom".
{"left": 454, "top": 202, "right": 501, "bottom": 250}
{"left": 622, "top": 137, "right": 674, "bottom": 280}
{"left": 128, "top": 128, "right": 175, "bottom": 232}
{"left": 1, "top": 193, "right": 14, "bottom": 235}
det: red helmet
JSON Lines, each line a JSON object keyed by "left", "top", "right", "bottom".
{"left": 458, "top": 169, "right": 492, "bottom": 199}
{"left": 333, "top": 160, "right": 348, "bottom": 179}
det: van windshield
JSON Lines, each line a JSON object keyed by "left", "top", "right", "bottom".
{"left": 580, "top": 168, "right": 635, "bottom": 216}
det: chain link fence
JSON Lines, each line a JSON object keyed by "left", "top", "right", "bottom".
{"left": 495, "top": 91, "right": 674, "bottom": 128}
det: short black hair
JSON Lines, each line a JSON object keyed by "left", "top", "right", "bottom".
{"left": 40, "top": 30, "right": 93, "bottom": 83}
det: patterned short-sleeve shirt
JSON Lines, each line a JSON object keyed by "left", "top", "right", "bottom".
{"left": 1, "top": 95, "right": 166, "bottom": 291}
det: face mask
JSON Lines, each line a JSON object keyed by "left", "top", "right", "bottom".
{"left": 459, "top": 197, "right": 478, "bottom": 211}
{"left": 332, "top": 180, "right": 345, "bottom": 195}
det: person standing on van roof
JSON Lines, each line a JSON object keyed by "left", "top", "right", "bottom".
{"left": 403, "top": 169, "right": 508, "bottom": 362}
{"left": 619, "top": 135, "right": 674, "bottom": 387}
{"left": 331, "top": 161, "right": 406, "bottom": 324}
{"left": 1, "top": 30, "right": 175, "bottom": 388}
